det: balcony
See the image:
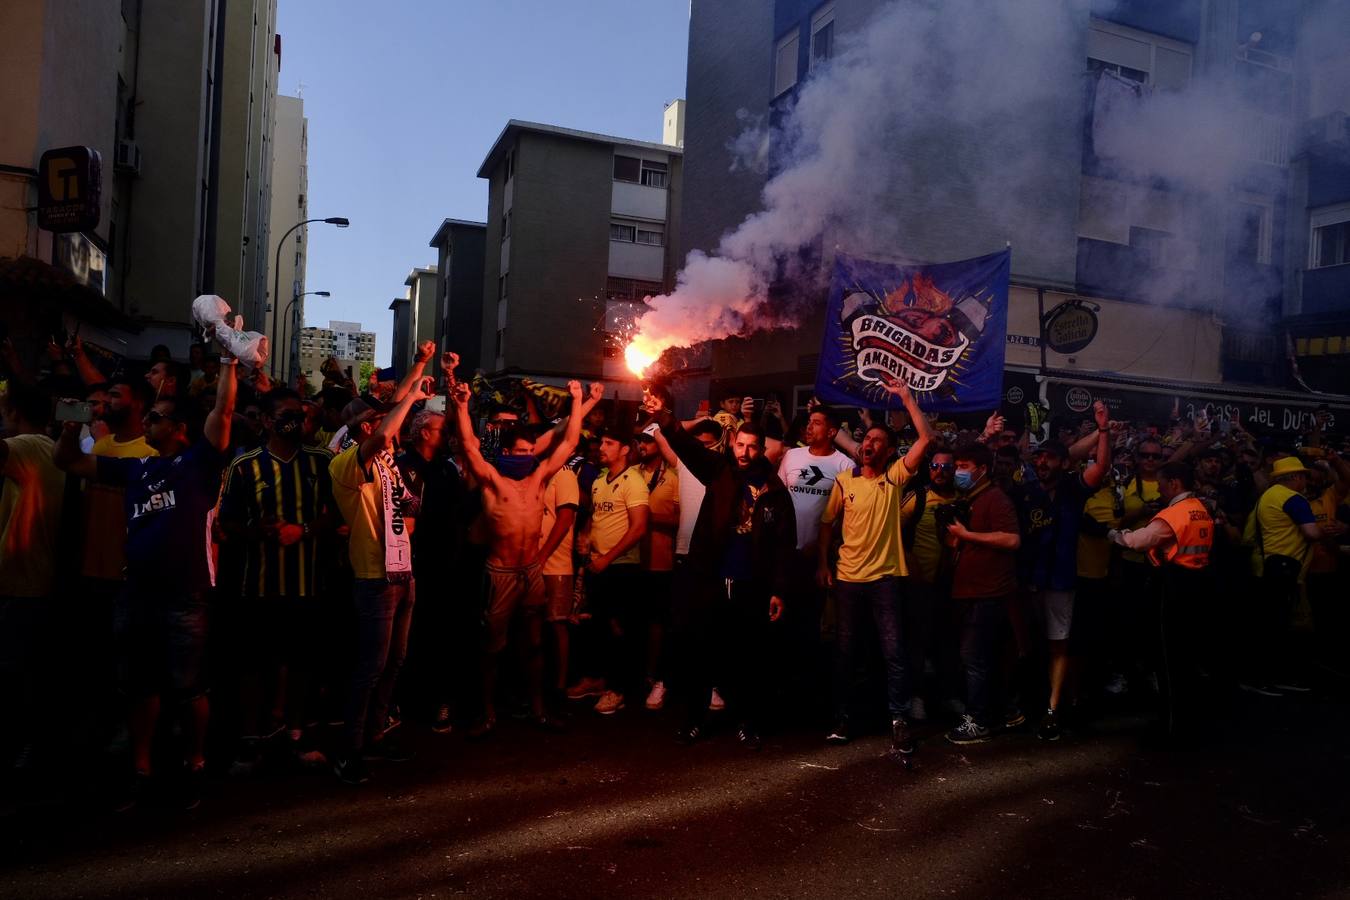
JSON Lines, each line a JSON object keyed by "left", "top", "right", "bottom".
{"left": 1222, "top": 327, "right": 1281, "bottom": 385}
{"left": 1244, "top": 111, "right": 1293, "bottom": 168}
{"left": 1303, "top": 264, "right": 1350, "bottom": 315}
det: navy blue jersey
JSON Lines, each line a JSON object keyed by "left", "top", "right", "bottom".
{"left": 98, "top": 440, "right": 226, "bottom": 592}
{"left": 1019, "top": 474, "right": 1094, "bottom": 592}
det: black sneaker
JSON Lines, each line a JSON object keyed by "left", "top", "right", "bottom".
{"left": 1003, "top": 706, "right": 1027, "bottom": 729}
{"left": 531, "top": 713, "right": 568, "bottom": 734}
{"left": 228, "top": 739, "right": 263, "bottom": 777}
{"left": 363, "top": 733, "right": 414, "bottom": 763}
{"left": 431, "top": 705, "right": 454, "bottom": 734}
{"left": 674, "top": 724, "right": 702, "bottom": 745}
{"left": 10, "top": 742, "right": 34, "bottom": 771}
{"left": 112, "top": 770, "right": 151, "bottom": 813}
{"left": 1037, "top": 708, "right": 1061, "bottom": 742}
{"left": 890, "top": 718, "right": 915, "bottom": 755}
{"left": 1271, "top": 681, "right": 1311, "bottom": 694}
{"left": 736, "top": 725, "right": 762, "bottom": 752}
{"left": 1239, "top": 682, "right": 1284, "bottom": 697}
{"left": 825, "top": 719, "right": 850, "bottom": 745}
{"left": 333, "top": 755, "right": 371, "bottom": 785}
{"left": 947, "top": 714, "right": 992, "bottom": 745}
{"left": 180, "top": 762, "right": 207, "bottom": 811}
{"left": 466, "top": 716, "right": 496, "bottom": 741}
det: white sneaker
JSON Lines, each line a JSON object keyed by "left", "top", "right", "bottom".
{"left": 645, "top": 681, "right": 666, "bottom": 710}
{"left": 595, "top": 691, "right": 625, "bottom": 715}
{"left": 708, "top": 687, "right": 726, "bottom": 712}
{"left": 908, "top": 696, "right": 927, "bottom": 723}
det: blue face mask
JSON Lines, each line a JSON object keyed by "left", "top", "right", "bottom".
{"left": 954, "top": 469, "right": 979, "bottom": 492}
{"left": 493, "top": 453, "right": 540, "bottom": 481}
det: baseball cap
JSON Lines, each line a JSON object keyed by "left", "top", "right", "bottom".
{"left": 1035, "top": 441, "right": 1070, "bottom": 460}
{"left": 341, "top": 396, "right": 394, "bottom": 427}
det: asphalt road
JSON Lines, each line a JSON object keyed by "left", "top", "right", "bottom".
{"left": 3, "top": 692, "right": 1348, "bottom": 899}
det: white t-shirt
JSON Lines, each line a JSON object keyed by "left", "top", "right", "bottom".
{"left": 778, "top": 446, "right": 855, "bottom": 550}
{"left": 675, "top": 459, "right": 706, "bottom": 557}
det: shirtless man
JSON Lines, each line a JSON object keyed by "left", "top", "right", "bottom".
{"left": 452, "top": 379, "right": 601, "bottom": 736}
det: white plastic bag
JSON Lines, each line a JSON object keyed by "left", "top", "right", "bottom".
{"left": 191, "top": 294, "right": 269, "bottom": 370}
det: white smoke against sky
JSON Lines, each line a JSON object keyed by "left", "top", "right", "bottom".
{"left": 627, "top": 0, "right": 1094, "bottom": 372}
{"left": 625, "top": 0, "right": 1350, "bottom": 373}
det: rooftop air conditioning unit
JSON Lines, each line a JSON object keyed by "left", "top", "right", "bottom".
{"left": 114, "top": 139, "right": 141, "bottom": 175}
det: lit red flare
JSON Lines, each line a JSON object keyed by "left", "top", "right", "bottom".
{"left": 624, "top": 336, "right": 660, "bottom": 377}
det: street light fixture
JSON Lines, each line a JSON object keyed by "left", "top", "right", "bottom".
{"left": 270, "top": 216, "right": 350, "bottom": 375}
{"left": 281, "top": 290, "right": 332, "bottom": 385}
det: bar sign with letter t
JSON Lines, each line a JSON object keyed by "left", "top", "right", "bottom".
{"left": 38, "top": 146, "right": 102, "bottom": 233}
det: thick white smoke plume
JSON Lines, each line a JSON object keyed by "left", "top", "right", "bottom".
{"left": 626, "top": 0, "right": 1350, "bottom": 375}
{"left": 627, "top": 0, "right": 1095, "bottom": 374}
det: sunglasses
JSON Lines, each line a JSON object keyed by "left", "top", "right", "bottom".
{"left": 929, "top": 462, "right": 953, "bottom": 471}
{"left": 144, "top": 410, "right": 175, "bottom": 424}
{"left": 1138, "top": 452, "right": 1164, "bottom": 460}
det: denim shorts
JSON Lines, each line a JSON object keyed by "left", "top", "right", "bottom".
{"left": 116, "top": 585, "right": 209, "bottom": 702}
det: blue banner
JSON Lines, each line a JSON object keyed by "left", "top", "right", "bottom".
{"left": 814, "top": 249, "right": 1010, "bottom": 413}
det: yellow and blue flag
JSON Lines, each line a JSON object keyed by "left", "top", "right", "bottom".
{"left": 815, "top": 249, "right": 1009, "bottom": 414}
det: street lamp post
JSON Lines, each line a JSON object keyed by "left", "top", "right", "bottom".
{"left": 281, "top": 290, "right": 331, "bottom": 385}
{"left": 270, "top": 216, "right": 349, "bottom": 375}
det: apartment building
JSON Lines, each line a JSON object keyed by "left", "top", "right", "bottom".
{"left": 298, "top": 319, "right": 375, "bottom": 393}
{"left": 0, "top": 0, "right": 284, "bottom": 369}
{"left": 473, "top": 119, "right": 683, "bottom": 388}
{"left": 265, "top": 94, "right": 308, "bottom": 366}
{"left": 428, "top": 219, "right": 486, "bottom": 371}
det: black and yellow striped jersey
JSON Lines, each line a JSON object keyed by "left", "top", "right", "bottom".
{"left": 219, "top": 445, "right": 334, "bottom": 598}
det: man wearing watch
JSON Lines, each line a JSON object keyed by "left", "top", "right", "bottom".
{"left": 55, "top": 337, "right": 241, "bottom": 811}
{"left": 218, "top": 386, "right": 336, "bottom": 775}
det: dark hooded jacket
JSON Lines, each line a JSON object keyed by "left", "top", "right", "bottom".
{"left": 657, "top": 413, "right": 796, "bottom": 599}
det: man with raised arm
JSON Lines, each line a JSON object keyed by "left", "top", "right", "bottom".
{"left": 54, "top": 328, "right": 240, "bottom": 812}
{"left": 816, "top": 380, "right": 932, "bottom": 758}
{"left": 1020, "top": 399, "right": 1112, "bottom": 742}
{"left": 641, "top": 386, "right": 796, "bottom": 750}
{"left": 328, "top": 376, "right": 435, "bottom": 785}
{"left": 452, "top": 379, "right": 599, "bottom": 737}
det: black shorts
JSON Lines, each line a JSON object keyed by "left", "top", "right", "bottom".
{"left": 116, "top": 586, "right": 210, "bottom": 702}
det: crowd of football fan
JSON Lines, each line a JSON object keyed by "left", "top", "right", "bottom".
{"left": 0, "top": 328, "right": 1345, "bottom": 811}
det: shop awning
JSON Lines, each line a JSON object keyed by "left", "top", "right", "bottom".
{"left": 1038, "top": 368, "right": 1350, "bottom": 432}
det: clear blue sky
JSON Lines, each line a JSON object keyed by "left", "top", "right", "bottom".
{"left": 275, "top": 0, "right": 691, "bottom": 365}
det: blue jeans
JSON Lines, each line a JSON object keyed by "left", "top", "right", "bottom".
{"left": 834, "top": 576, "right": 910, "bottom": 720}
{"left": 956, "top": 596, "right": 1010, "bottom": 729}
{"left": 344, "top": 577, "right": 415, "bottom": 753}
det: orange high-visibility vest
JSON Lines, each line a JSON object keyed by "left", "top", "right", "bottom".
{"left": 1147, "top": 496, "right": 1213, "bottom": 569}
